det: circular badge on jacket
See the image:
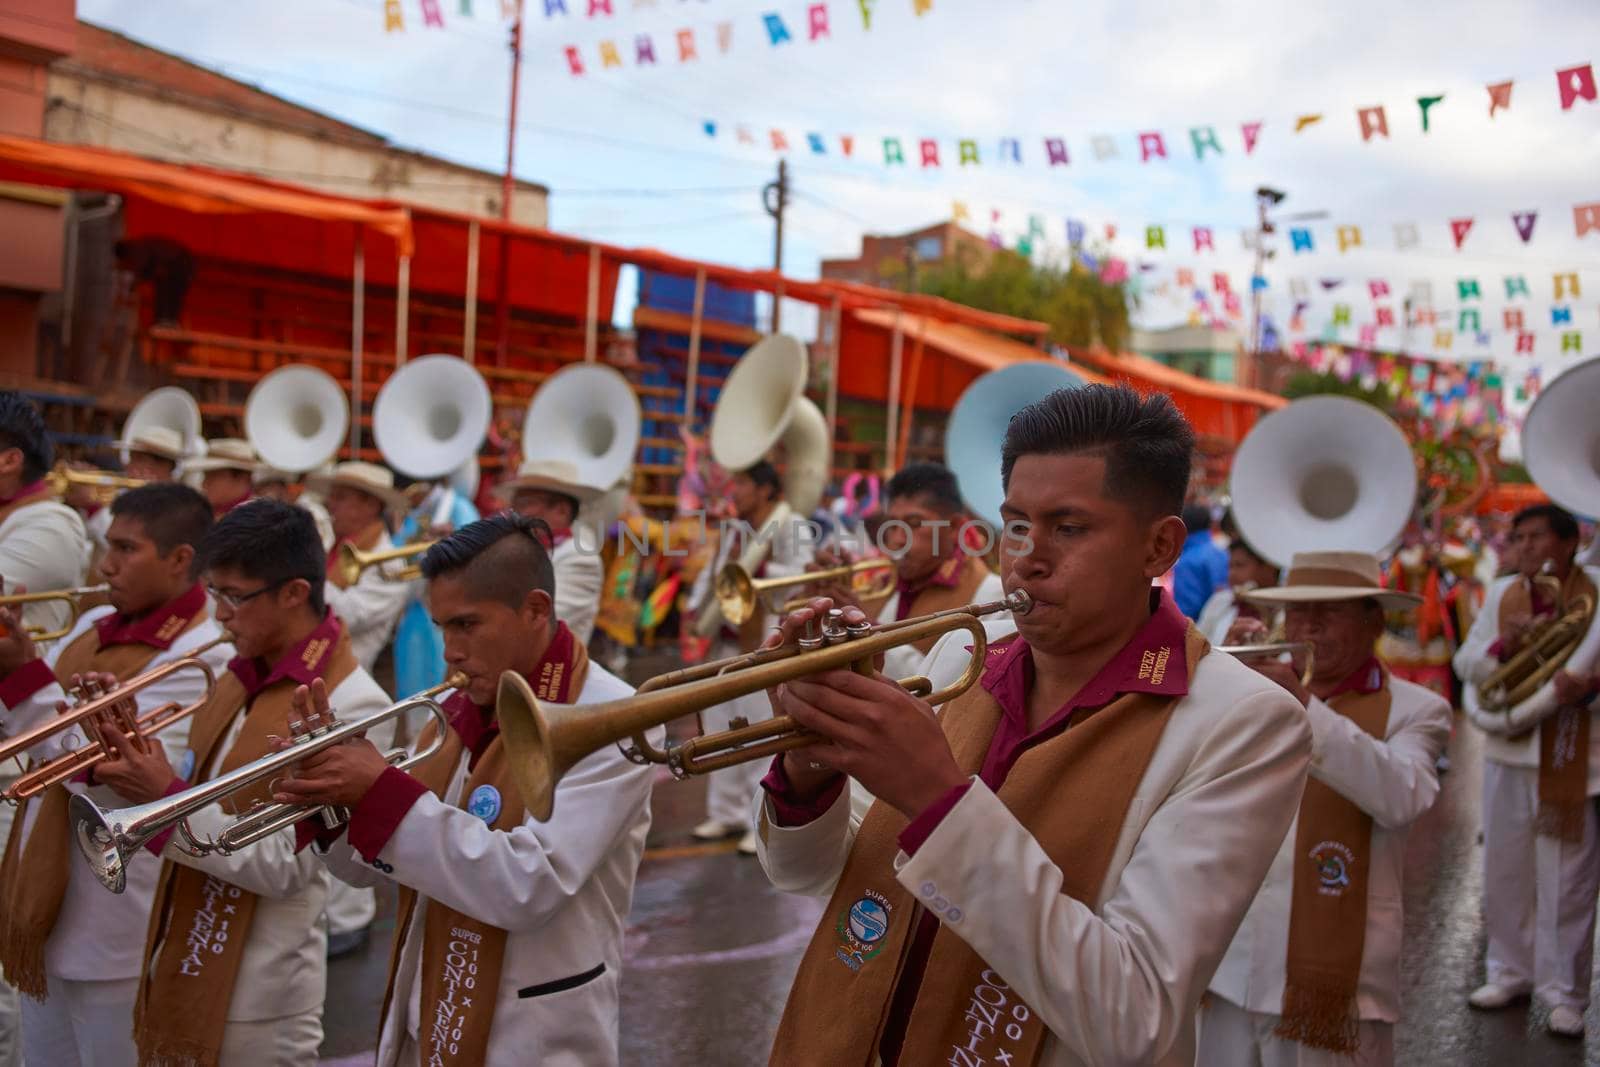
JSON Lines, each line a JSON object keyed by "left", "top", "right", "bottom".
{"left": 467, "top": 784, "right": 502, "bottom": 824}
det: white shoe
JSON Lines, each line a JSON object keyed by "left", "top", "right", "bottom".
{"left": 1548, "top": 1005, "right": 1585, "bottom": 1037}
{"left": 736, "top": 829, "right": 759, "bottom": 855}
{"left": 692, "top": 818, "right": 739, "bottom": 841}
{"left": 1467, "top": 982, "right": 1530, "bottom": 1010}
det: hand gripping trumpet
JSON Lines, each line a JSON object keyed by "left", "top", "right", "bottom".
{"left": 1214, "top": 639, "right": 1317, "bottom": 689}
{"left": 0, "top": 633, "right": 229, "bottom": 801}
{"left": 70, "top": 675, "right": 463, "bottom": 893}
{"left": 498, "top": 590, "right": 1031, "bottom": 821}
{"left": 0, "top": 584, "right": 112, "bottom": 643}
{"left": 714, "top": 558, "right": 897, "bottom": 627}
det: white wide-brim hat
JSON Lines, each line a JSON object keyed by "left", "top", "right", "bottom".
{"left": 124, "top": 426, "right": 189, "bottom": 463}
{"left": 493, "top": 458, "right": 604, "bottom": 505}
{"left": 184, "top": 438, "right": 264, "bottom": 474}
{"left": 1242, "top": 550, "right": 1422, "bottom": 613}
{"left": 305, "top": 460, "right": 409, "bottom": 511}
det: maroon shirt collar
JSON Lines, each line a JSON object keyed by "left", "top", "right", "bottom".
{"left": 0, "top": 479, "right": 46, "bottom": 505}
{"left": 227, "top": 610, "right": 345, "bottom": 698}
{"left": 980, "top": 588, "right": 1192, "bottom": 724}
{"left": 893, "top": 553, "right": 966, "bottom": 621}
{"left": 1322, "top": 656, "right": 1385, "bottom": 700}
{"left": 214, "top": 493, "right": 254, "bottom": 519}
{"left": 95, "top": 583, "right": 208, "bottom": 650}
{"left": 441, "top": 622, "right": 581, "bottom": 765}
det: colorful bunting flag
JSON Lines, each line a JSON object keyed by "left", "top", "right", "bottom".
{"left": 1557, "top": 63, "right": 1597, "bottom": 110}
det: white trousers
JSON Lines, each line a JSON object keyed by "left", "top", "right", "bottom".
{"left": 699, "top": 645, "right": 774, "bottom": 828}
{"left": 1197, "top": 994, "right": 1394, "bottom": 1067}
{"left": 325, "top": 878, "right": 377, "bottom": 937}
{"left": 1481, "top": 759, "right": 1600, "bottom": 1011}
{"left": 216, "top": 1007, "right": 323, "bottom": 1066}
{"left": 20, "top": 975, "right": 138, "bottom": 1067}
{"left": 0, "top": 787, "right": 20, "bottom": 1067}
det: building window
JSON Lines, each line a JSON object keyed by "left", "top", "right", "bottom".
{"left": 914, "top": 236, "right": 943, "bottom": 261}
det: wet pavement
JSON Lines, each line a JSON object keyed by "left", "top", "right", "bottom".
{"left": 318, "top": 676, "right": 1600, "bottom": 1066}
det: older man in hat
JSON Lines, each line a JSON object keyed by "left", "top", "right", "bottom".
{"left": 185, "top": 438, "right": 262, "bottom": 518}
{"left": 497, "top": 458, "right": 605, "bottom": 645}
{"left": 1198, "top": 550, "right": 1452, "bottom": 1066}
{"left": 311, "top": 460, "right": 412, "bottom": 673}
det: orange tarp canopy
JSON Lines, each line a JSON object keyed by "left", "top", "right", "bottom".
{"left": 1065, "top": 346, "right": 1286, "bottom": 442}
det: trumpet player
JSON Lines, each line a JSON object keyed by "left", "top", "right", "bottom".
{"left": 0, "top": 483, "right": 228, "bottom": 1067}
{"left": 184, "top": 439, "right": 262, "bottom": 519}
{"left": 90, "top": 500, "right": 390, "bottom": 1066}
{"left": 313, "top": 462, "right": 411, "bottom": 673}
{"left": 498, "top": 458, "right": 605, "bottom": 645}
{"left": 84, "top": 426, "right": 190, "bottom": 566}
{"left": 1198, "top": 552, "right": 1451, "bottom": 1066}
{"left": 1194, "top": 537, "right": 1282, "bottom": 646}
{"left": 1457, "top": 503, "right": 1600, "bottom": 1037}
{"left": 754, "top": 385, "right": 1312, "bottom": 1066}
{"left": 0, "top": 391, "right": 90, "bottom": 642}
{"left": 808, "top": 463, "right": 1005, "bottom": 685}
{"left": 281, "top": 514, "right": 657, "bottom": 1066}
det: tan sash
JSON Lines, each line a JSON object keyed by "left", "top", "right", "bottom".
{"left": 134, "top": 632, "right": 359, "bottom": 1067}
{"left": 0, "top": 627, "right": 172, "bottom": 998}
{"left": 900, "top": 556, "right": 994, "bottom": 655}
{"left": 1500, "top": 570, "right": 1599, "bottom": 841}
{"left": 1274, "top": 684, "right": 1392, "bottom": 1054}
{"left": 380, "top": 629, "right": 590, "bottom": 1065}
{"left": 768, "top": 627, "right": 1209, "bottom": 1067}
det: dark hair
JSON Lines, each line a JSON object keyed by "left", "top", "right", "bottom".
{"left": 1512, "top": 503, "right": 1579, "bottom": 542}
{"left": 1181, "top": 504, "right": 1213, "bottom": 535}
{"left": 886, "top": 463, "right": 964, "bottom": 515}
{"left": 420, "top": 512, "right": 555, "bottom": 610}
{"left": 0, "top": 392, "right": 53, "bottom": 484}
{"left": 738, "top": 460, "right": 782, "bottom": 497}
{"left": 199, "top": 499, "right": 326, "bottom": 614}
{"left": 112, "top": 483, "right": 213, "bottom": 578}
{"left": 1228, "top": 538, "right": 1272, "bottom": 567}
{"left": 1000, "top": 385, "right": 1194, "bottom": 517}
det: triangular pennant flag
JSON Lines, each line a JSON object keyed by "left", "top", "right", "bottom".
{"left": 702, "top": 120, "right": 717, "bottom": 138}
{"left": 1241, "top": 121, "right": 1262, "bottom": 154}
{"left": 1513, "top": 211, "right": 1537, "bottom": 243}
{"left": 1488, "top": 80, "right": 1513, "bottom": 116}
{"left": 1294, "top": 114, "right": 1322, "bottom": 132}
{"left": 1417, "top": 94, "right": 1444, "bottom": 132}
{"left": 1450, "top": 217, "right": 1474, "bottom": 248}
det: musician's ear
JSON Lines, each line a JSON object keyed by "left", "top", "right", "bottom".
{"left": 1144, "top": 514, "right": 1187, "bottom": 579}
{"left": 518, "top": 586, "right": 554, "bottom": 629}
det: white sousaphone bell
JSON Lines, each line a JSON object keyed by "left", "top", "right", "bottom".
{"left": 1227, "top": 395, "right": 1417, "bottom": 566}
{"left": 709, "top": 333, "right": 831, "bottom": 517}
{"left": 122, "top": 386, "right": 203, "bottom": 469}
{"left": 521, "top": 363, "right": 642, "bottom": 493}
{"left": 244, "top": 365, "right": 350, "bottom": 474}
{"left": 945, "top": 361, "right": 1087, "bottom": 530}
{"left": 1521, "top": 355, "right": 1600, "bottom": 525}
{"left": 373, "top": 354, "right": 493, "bottom": 480}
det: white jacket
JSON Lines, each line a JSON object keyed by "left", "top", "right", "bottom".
{"left": 755, "top": 629, "right": 1313, "bottom": 1067}
{"left": 325, "top": 528, "right": 412, "bottom": 672}
{"left": 2, "top": 606, "right": 232, "bottom": 983}
{"left": 0, "top": 497, "right": 89, "bottom": 642}
{"left": 552, "top": 536, "right": 604, "bottom": 646}
{"left": 318, "top": 663, "right": 659, "bottom": 1067}
{"left": 688, "top": 505, "right": 815, "bottom": 644}
{"left": 1208, "top": 675, "right": 1451, "bottom": 1022}
{"left": 876, "top": 568, "right": 1006, "bottom": 684}
{"left": 153, "top": 665, "right": 391, "bottom": 1021}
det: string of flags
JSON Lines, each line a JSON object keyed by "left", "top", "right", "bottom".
{"left": 704, "top": 60, "right": 1597, "bottom": 164}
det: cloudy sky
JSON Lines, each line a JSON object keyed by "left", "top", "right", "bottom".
{"left": 79, "top": 0, "right": 1600, "bottom": 386}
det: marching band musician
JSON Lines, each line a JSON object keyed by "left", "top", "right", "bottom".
{"left": 498, "top": 458, "right": 605, "bottom": 646}
{"left": 253, "top": 467, "right": 335, "bottom": 552}
{"left": 83, "top": 426, "right": 192, "bottom": 563}
{"left": 808, "top": 463, "right": 1005, "bottom": 686}
{"left": 1194, "top": 537, "right": 1282, "bottom": 646}
{"left": 0, "top": 392, "right": 91, "bottom": 641}
{"left": 184, "top": 439, "right": 262, "bottom": 519}
{"left": 0, "top": 484, "right": 230, "bottom": 1067}
{"left": 1458, "top": 503, "right": 1600, "bottom": 1038}
{"left": 688, "top": 459, "right": 813, "bottom": 854}
{"left": 753, "top": 385, "right": 1312, "bottom": 1066}
{"left": 280, "top": 514, "right": 658, "bottom": 1066}
{"left": 88, "top": 500, "right": 391, "bottom": 1066}
{"left": 313, "top": 461, "right": 412, "bottom": 674}
{"left": 1198, "top": 551, "right": 1451, "bottom": 1066}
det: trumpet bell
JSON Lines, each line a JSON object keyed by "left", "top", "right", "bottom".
{"left": 70, "top": 791, "right": 163, "bottom": 893}
{"left": 714, "top": 563, "right": 758, "bottom": 626}
{"left": 710, "top": 334, "right": 831, "bottom": 516}
{"left": 1228, "top": 396, "right": 1417, "bottom": 567}
{"left": 122, "top": 387, "right": 201, "bottom": 466}
{"left": 374, "top": 355, "right": 492, "bottom": 479}
{"left": 245, "top": 365, "right": 350, "bottom": 473}
{"left": 946, "top": 362, "right": 1086, "bottom": 529}
{"left": 1521, "top": 356, "right": 1600, "bottom": 519}
{"left": 522, "top": 364, "right": 641, "bottom": 491}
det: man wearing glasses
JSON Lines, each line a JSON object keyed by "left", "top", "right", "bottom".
{"left": 90, "top": 499, "right": 391, "bottom": 1066}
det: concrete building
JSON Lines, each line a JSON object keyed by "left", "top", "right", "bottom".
{"left": 820, "top": 220, "right": 993, "bottom": 287}
{"left": 1131, "top": 323, "right": 1244, "bottom": 384}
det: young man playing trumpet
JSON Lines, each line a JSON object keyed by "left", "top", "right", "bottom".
{"left": 277, "top": 514, "right": 658, "bottom": 1066}
{"left": 1457, "top": 503, "right": 1600, "bottom": 1036}
{"left": 0, "top": 483, "right": 229, "bottom": 1067}
{"left": 89, "top": 500, "right": 391, "bottom": 1066}
{"left": 754, "top": 385, "right": 1312, "bottom": 1066}
{"left": 809, "top": 462, "right": 1005, "bottom": 685}
{"left": 1198, "top": 551, "right": 1452, "bottom": 1066}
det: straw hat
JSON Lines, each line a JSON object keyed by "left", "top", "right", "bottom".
{"left": 185, "top": 438, "right": 262, "bottom": 475}
{"left": 1241, "top": 550, "right": 1422, "bottom": 612}
{"left": 493, "top": 458, "right": 604, "bottom": 505}
{"left": 124, "top": 426, "right": 188, "bottom": 463}
{"left": 305, "top": 461, "right": 409, "bottom": 511}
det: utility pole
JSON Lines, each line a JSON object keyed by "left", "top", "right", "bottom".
{"left": 763, "top": 158, "right": 788, "bottom": 332}
{"left": 493, "top": 1, "right": 524, "bottom": 366}
{"left": 1246, "top": 186, "right": 1285, "bottom": 391}
{"left": 902, "top": 243, "right": 917, "bottom": 294}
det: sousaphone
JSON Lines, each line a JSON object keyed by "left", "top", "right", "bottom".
{"left": 245, "top": 365, "right": 349, "bottom": 473}
{"left": 709, "top": 334, "right": 830, "bottom": 516}
{"left": 373, "top": 355, "right": 492, "bottom": 480}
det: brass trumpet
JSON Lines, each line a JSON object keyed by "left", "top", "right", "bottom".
{"left": 71, "top": 675, "right": 462, "bottom": 893}
{"left": 716, "top": 558, "right": 897, "bottom": 626}
{"left": 0, "top": 633, "right": 230, "bottom": 802}
{"left": 334, "top": 541, "right": 434, "bottom": 585}
{"left": 0, "top": 584, "right": 112, "bottom": 643}
{"left": 46, "top": 465, "right": 145, "bottom": 506}
{"left": 498, "top": 591, "right": 1031, "bottom": 821}
{"left": 1215, "top": 640, "right": 1317, "bottom": 689}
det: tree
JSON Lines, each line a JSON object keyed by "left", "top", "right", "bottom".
{"left": 1280, "top": 369, "right": 1396, "bottom": 411}
{"left": 909, "top": 249, "right": 1131, "bottom": 352}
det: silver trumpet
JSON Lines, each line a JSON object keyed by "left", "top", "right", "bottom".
{"left": 71, "top": 677, "right": 462, "bottom": 894}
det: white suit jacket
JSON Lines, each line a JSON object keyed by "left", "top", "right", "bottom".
{"left": 552, "top": 536, "right": 604, "bottom": 646}
{"left": 318, "top": 663, "right": 660, "bottom": 1067}
{"left": 325, "top": 528, "right": 411, "bottom": 672}
{"left": 2, "top": 606, "right": 232, "bottom": 982}
{"left": 687, "top": 505, "right": 815, "bottom": 651}
{"left": 153, "top": 665, "right": 391, "bottom": 1021}
{"left": 1208, "top": 675, "right": 1451, "bottom": 1022}
{"left": 876, "top": 568, "right": 1007, "bottom": 684}
{"left": 0, "top": 498, "right": 89, "bottom": 643}
{"left": 1456, "top": 568, "right": 1600, "bottom": 781}
{"left": 754, "top": 629, "right": 1313, "bottom": 1067}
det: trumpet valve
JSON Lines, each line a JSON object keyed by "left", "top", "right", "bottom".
{"left": 798, "top": 616, "right": 825, "bottom": 651}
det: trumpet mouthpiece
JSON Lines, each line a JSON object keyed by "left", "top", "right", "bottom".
{"left": 1004, "top": 589, "right": 1033, "bottom": 615}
